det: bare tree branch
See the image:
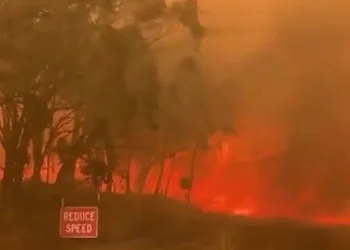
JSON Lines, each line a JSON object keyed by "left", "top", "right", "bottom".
{"left": 54, "top": 109, "right": 74, "bottom": 130}
{"left": 146, "top": 23, "right": 174, "bottom": 48}
{"left": 59, "top": 121, "right": 85, "bottom": 139}
{"left": 52, "top": 102, "right": 83, "bottom": 112}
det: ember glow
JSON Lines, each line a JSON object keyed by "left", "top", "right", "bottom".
{"left": 4, "top": 132, "right": 343, "bottom": 227}
{"left": 137, "top": 134, "right": 350, "bottom": 226}
{"left": 1, "top": 0, "right": 350, "bottom": 230}
{"left": 2, "top": 124, "right": 350, "bottom": 226}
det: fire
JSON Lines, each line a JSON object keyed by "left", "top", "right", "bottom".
{"left": 1, "top": 130, "right": 350, "bottom": 226}
{"left": 132, "top": 131, "right": 350, "bottom": 226}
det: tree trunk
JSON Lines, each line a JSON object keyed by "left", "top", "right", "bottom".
{"left": 12, "top": 131, "right": 31, "bottom": 204}
{"left": 139, "top": 167, "right": 149, "bottom": 193}
{"left": 105, "top": 146, "right": 116, "bottom": 193}
{"left": 46, "top": 153, "right": 52, "bottom": 183}
{"left": 55, "top": 159, "right": 76, "bottom": 189}
{"left": 1, "top": 103, "right": 29, "bottom": 208}
{"left": 164, "top": 158, "right": 174, "bottom": 196}
{"left": 154, "top": 155, "right": 165, "bottom": 195}
{"left": 31, "top": 133, "right": 44, "bottom": 182}
{"left": 12, "top": 162, "right": 25, "bottom": 204}
{"left": 2, "top": 145, "right": 29, "bottom": 207}
{"left": 125, "top": 156, "right": 132, "bottom": 193}
{"left": 2, "top": 154, "right": 15, "bottom": 205}
{"left": 187, "top": 146, "right": 198, "bottom": 202}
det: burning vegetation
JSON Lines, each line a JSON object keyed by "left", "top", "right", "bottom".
{"left": 1, "top": 0, "right": 350, "bottom": 249}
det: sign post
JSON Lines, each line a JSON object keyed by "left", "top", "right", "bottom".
{"left": 59, "top": 206, "right": 99, "bottom": 238}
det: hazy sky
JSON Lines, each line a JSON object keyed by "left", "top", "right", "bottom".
{"left": 157, "top": 0, "right": 350, "bottom": 160}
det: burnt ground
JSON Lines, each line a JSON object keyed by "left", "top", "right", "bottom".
{"left": 0, "top": 186, "right": 349, "bottom": 250}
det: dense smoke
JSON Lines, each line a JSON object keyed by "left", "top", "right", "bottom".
{"left": 150, "top": 0, "right": 350, "bottom": 218}
{"left": 2, "top": 0, "right": 349, "bottom": 221}
{"left": 273, "top": 1, "right": 350, "bottom": 216}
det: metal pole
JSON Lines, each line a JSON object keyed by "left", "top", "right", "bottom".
{"left": 97, "top": 192, "right": 100, "bottom": 204}
{"left": 61, "top": 197, "right": 64, "bottom": 208}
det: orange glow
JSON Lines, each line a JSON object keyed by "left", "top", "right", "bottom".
{"left": 132, "top": 133, "right": 350, "bottom": 226}
{"left": 1, "top": 130, "right": 350, "bottom": 227}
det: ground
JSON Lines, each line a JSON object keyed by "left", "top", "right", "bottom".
{"left": 0, "top": 184, "right": 350, "bottom": 250}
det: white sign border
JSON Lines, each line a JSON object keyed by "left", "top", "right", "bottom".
{"left": 59, "top": 206, "right": 99, "bottom": 239}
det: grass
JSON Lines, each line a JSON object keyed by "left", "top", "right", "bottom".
{"left": 0, "top": 183, "right": 218, "bottom": 250}
{"left": 1, "top": 183, "right": 350, "bottom": 250}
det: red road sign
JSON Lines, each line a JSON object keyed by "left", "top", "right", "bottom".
{"left": 59, "top": 206, "right": 99, "bottom": 238}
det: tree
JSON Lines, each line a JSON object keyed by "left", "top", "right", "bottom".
{"left": 81, "top": 158, "right": 108, "bottom": 191}
{"left": 173, "top": 0, "right": 204, "bottom": 39}
{"left": 0, "top": 94, "right": 31, "bottom": 205}
{"left": 0, "top": 0, "right": 96, "bottom": 204}
{"left": 0, "top": 0, "right": 209, "bottom": 202}
{"left": 147, "top": 55, "right": 236, "bottom": 200}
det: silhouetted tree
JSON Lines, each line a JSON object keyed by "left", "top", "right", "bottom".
{"left": 55, "top": 133, "right": 88, "bottom": 187}
{"left": 81, "top": 159, "right": 108, "bottom": 191}
{"left": 161, "top": 55, "right": 237, "bottom": 201}
{"left": 0, "top": 95, "right": 30, "bottom": 205}
{"left": 0, "top": 0, "right": 215, "bottom": 204}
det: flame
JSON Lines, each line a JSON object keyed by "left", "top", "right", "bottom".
{"left": 134, "top": 132, "right": 350, "bottom": 225}
{"left": 1, "top": 130, "right": 350, "bottom": 226}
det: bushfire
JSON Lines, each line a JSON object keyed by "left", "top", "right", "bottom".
{"left": 4, "top": 129, "right": 350, "bottom": 227}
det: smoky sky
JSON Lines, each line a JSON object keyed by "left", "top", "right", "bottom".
{"left": 153, "top": 0, "right": 350, "bottom": 213}
{"left": 157, "top": 0, "right": 349, "bottom": 155}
